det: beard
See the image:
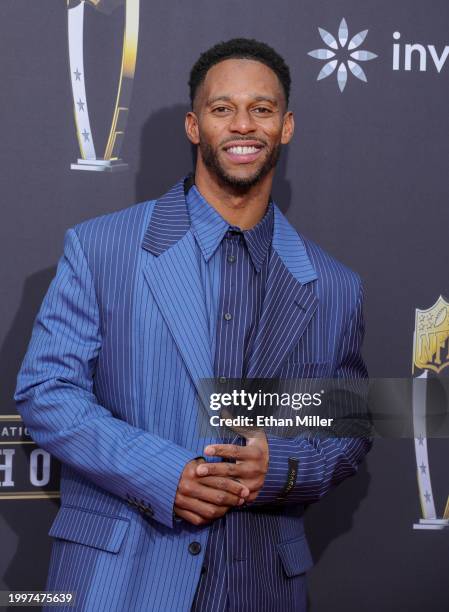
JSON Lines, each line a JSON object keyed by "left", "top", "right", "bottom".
{"left": 198, "top": 138, "right": 281, "bottom": 191}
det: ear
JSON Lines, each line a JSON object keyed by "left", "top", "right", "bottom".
{"left": 281, "top": 111, "right": 294, "bottom": 145}
{"left": 185, "top": 111, "right": 200, "bottom": 145}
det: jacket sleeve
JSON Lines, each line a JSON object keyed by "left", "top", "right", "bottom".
{"left": 251, "top": 281, "right": 373, "bottom": 506}
{"left": 14, "top": 228, "right": 196, "bottom": 529}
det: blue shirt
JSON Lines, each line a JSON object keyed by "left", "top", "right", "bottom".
{"left": 187, "top": 184, "right": 274, "bottom": 611}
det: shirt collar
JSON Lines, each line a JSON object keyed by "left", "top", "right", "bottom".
{"left": 187, "top": 184, "right": 274, "bottom": 272}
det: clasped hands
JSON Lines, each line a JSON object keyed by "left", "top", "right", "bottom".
{"left": 174, "top": 433, "right": 269, "bottom": 526}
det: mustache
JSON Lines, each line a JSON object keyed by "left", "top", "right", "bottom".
{"left": 220, "top": 137, "right": 268, "bottom": 147}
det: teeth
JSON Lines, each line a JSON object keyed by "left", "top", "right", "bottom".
{"left": 227, "top": 146, "right": 259, "bottom": 155}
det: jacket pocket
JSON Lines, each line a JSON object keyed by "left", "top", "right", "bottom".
{"left": 276, "top": 534, "right": 314, "bottom": 577}
{"left": 48, "top": 505, "right": 130, "bottom": 554}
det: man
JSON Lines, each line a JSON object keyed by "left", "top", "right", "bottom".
{"left": 15, "top": 38, "right": 371, "bottom": 611}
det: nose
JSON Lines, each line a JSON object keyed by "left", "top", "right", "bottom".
{"left": 228, "top": 108, "right": 256, "bottom": 134}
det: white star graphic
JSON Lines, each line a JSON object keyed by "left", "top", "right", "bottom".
{"left": 308, "top": 18, "right": 378, "bottom": 92}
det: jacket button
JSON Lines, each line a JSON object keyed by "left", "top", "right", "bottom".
{"left": 188, "top": 541, "right": 201, "bottom": 555}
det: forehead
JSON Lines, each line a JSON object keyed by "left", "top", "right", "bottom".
{"left": 199, "top": 58, "right": 284, "bottom": 103}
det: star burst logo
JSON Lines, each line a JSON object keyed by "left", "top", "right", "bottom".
{"left": 308, "top": 18, "right": 378, "bottom": 92}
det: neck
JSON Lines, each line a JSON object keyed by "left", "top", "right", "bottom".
{"left": 194, "top": 159, "right": 273, "bottom": 230}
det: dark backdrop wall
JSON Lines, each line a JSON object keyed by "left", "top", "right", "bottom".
{"left": 1, "top": 1, "right": 448, "bottom": 610}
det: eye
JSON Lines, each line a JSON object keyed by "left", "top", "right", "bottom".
{"left": 253, "top": 107, "right": 272, "bottom": 114}
{"left": 212, "top": 106, "right": 231, "bottom": 114}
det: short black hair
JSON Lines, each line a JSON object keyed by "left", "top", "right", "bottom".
{"left": 189, "top": 38, "right": 291, "bottom": 108}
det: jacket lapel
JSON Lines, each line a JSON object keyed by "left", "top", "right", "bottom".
{"left": 246, "top": 206, "right": 319, "bottom": 378}
{"left": 141, "top": 180, "right": 320, "bottom": 388}
{"left": 141, "top": 180, "right": 214, "bottom": 399}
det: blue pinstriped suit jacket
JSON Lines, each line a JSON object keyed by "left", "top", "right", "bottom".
{"left": 15, "top": 178, "right": 371, "bottom": 611}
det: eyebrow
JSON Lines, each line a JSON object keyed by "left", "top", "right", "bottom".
{"left": 206, "top": 95, "right": 279, "bottom": 107}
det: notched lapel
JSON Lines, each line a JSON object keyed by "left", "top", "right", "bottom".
{"left": 246, "top": 206, "right": 319, "bottom": 378}
{"left": 246, "top": 251, "right": 318, "bottom": 378}
{"left": 142, "top": 231, "right": 214, "bottom": 389}
{"left": 141, "top": 178, "right": 214, "bottom": 400}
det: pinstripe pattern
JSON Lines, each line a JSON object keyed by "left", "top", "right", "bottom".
{"left": 14, "top": 176, "right": 372, "bottom": 611}
{"left": 188, "top": 184, "right": 273, "bottom": 611}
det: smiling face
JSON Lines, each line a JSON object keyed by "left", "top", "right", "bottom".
{"left": 185, "top": 58, "right": 294, "bottom": 191}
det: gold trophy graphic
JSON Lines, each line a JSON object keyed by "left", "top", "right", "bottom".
{"left": 67, "top": 0, "right": 139, "bottom": 171}
{"left": 412, "top": 295, "right": 449, "bottom": 529}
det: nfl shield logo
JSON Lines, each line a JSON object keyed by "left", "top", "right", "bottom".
{"left": 413, "top": 295, "right": 449, "bottom": 374}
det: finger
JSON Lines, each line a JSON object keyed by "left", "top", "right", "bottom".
{"left": 195, "top": 482, "right": 246, "bottom": 507}
{"left": 204, "top": 444, "right": 257, "bottom": 460}
{"left": 175, "top": 493, "right": 229, "bottom": 520}
{"left": 204, "top": 444, "right": 243, "bottom": 459}
{"left": 200, "top": 476, "right": 250, "bottom": 498}
{"left": 247, "top": 490, "right": 260, "bottom": 503}
{"left": 195, "top": 461, "right": 251, "bottom": 478}
{"left": 179, "top": 477, "right": 247, "bottom": 506}
{"left": 173, "top": 507, "right": 209, "bottom": 527}
{"left": 178, "top": 472, "right": 247, "bottom": 499}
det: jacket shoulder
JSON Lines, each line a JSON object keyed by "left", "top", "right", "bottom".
{"left": 72, "top": 200, "right": 156, "bottom": 244}
{"left": 300, "top": 234, "right": 363, "bottom": 303}
{"left": 61, "top": 200, "right": 156, "bottom": 262}
{"left": 61, "top": 200, "right": 156, "bottom": 273}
